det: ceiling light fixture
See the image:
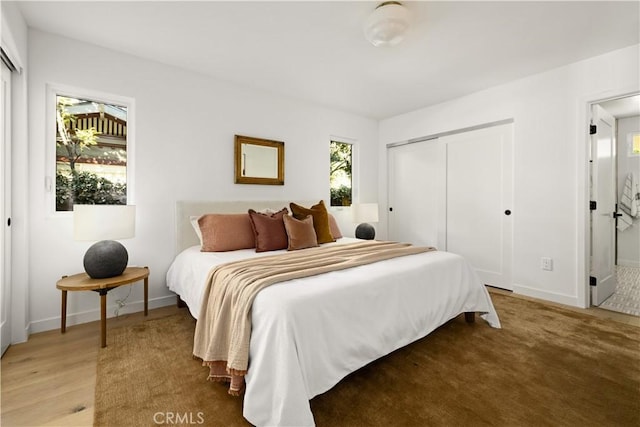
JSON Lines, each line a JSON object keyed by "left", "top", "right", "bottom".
{"left": 363, "top": 1, "right": 411, "bottom": 47}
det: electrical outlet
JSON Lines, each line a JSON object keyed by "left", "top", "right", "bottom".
{"left": 541, "top": 257, "right": 553, "bottom": 271}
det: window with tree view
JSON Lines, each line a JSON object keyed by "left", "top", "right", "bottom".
{"left": 56, "top": 95, "right": 128, "bottom": 211}
{"left": 330, "top": 141, "right": 352, "bottom": 206}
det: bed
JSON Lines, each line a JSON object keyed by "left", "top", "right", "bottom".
{"left": 166, "top": 200, "right": 501, "bottom": 427}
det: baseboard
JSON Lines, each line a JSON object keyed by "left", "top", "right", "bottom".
{"left": 512, "top": 284, "right": 582, "bottom": 308}
{"left": 29, "top": 294, "right": 176, "bottom": 334}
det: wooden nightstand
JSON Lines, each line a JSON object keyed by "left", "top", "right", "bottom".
{"left": 56, "top": 266, "right": 149, "bottom": 347}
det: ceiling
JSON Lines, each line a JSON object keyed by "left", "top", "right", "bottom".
{"left": 15, "top": 1, "right": 640, "bottom": 120}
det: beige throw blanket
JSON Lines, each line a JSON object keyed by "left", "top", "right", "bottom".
{"left": 192, "top": 240, "right": 435, "bottom": 394}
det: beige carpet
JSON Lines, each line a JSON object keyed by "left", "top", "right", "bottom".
{"left": 95, "top": 293, "right": 640, "bottom": 427}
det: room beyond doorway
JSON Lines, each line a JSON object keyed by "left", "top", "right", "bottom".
{"left": 589, "top": 93, "right": 640, "bottom": 316}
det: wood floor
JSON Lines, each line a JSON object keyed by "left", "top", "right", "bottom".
{"left": 1, "top": 292, "right": 638, "bottom": 427}
{"left": 1, "top": 305, "right": 183, "bottom": 427}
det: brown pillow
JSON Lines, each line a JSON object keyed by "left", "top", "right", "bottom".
{"left": 248, "top": 208, "right": 289, "bottom": 252}
{"left": 290, "top": 200, "right": 335, "bottom": 244}
{"left": 283, "top": 214, "right": 318, "bottom": 251}
{"left": 198, "top": 213, "right": 255, "bottom": 252}
{"left": 327, "top": 213, "right": 342, "bottom": 239}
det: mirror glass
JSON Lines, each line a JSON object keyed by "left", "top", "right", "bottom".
{"left": 234, "top": 135, "right": 284, "bottom": 185}
{"left": 242, "top": 143, "right": 278, "bottom": 178}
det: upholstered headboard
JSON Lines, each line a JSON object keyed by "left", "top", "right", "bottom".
{"left": 174, "top": 200, "right": 317, "bottom": 254}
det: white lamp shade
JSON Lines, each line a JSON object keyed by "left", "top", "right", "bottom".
{"left": 73, "top": 204, "right": 136, "bottom": 241}
{"left": 363, "top": 2, "right": 411, "bottom": 47}
{"left": 352, "top": 203, "right": 379, "bottom": 223}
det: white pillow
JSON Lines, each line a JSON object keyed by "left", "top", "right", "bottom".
{"left": 257, "top": 207, "right": 276, "bottom": 214}
{"left": 190, "top": 215, "right": 203, "bottom": 247}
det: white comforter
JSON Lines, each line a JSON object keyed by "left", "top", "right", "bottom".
{"left": 166, "top": 238, "right": 500, "bottom": 427}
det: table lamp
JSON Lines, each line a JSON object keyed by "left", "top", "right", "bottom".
{"left": 352, "top": 203, "right": 379, "bottom": 240}
{"left": 73, "top": 204, "right": 136, "bottom": 279}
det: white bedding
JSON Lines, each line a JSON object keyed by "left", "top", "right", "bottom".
{"left": 166, "top": 237, "right": 501, "bottom": 427}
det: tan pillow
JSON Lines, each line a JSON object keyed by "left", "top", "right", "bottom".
{"left": 290, "top": 200, "right": 335, "bottom": 244}
{"left": 283, "top": 214, "right": 318, "bottom": 251}
{"left": 327, "top": 213, "right": 342, "bottom": 239}
{"left": 248, "top": 208, "right": 289, "bottom": 252}
{"left": 198, "top": 213, "right": 255, "bottom": 252}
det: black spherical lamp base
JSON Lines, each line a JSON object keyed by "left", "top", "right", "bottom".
{"left": 83, "top": 240, "right": 128, "bottom": 279}
{"left": 355, "top": 223, "right": 376, "bottom": 240}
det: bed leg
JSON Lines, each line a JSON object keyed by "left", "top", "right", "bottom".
{"left": 464, "top": 312, "right": 475, "bottom": 323}
{"left": 177, "top": 296, "right": 187, "bottom": 308}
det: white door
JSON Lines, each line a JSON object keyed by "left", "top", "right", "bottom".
{"left": 590, "top": 104, "right": 617, "bottom": 306}
{"left": 1, "top": 61, "right": 12, "bottom": 356}
{"left": 388, "top": 139, "right": 446, "bottom": 248}
{"left": 443, "top": 124, "right": 514, "bottom": 290}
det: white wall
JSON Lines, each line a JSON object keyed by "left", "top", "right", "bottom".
{"left": 378, "top": 44, "right": 640, "bottom": 308}
{"left": 617, "top": 115, "right": 640, "bottom": 267}
{"left": 25, "top": 29, "right": 378, "bottom": 333}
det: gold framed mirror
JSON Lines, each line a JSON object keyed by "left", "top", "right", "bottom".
{"left": 234, "top": 135, "right": 285, "bottom": 185}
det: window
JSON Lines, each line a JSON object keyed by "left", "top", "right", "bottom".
{"left": 55, "top": 94, "right": 129, "bottom": 211}
{"left": 330, "top": 141, "right": 352, "bottom": 206}
{"left": 630, "top": 132, "right": 640, "bottom": 156}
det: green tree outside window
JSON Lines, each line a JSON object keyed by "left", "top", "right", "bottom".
{"left": 330, "top": 141, "right": 352, "bottom": 206}
{"left": 55, "top": 95, "right": 128, "bottom": 211}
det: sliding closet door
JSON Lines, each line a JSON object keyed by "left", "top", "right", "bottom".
{"left": 387, "top": 139, "right": 446, "bottom": 248}
{"left": 443, "top": 124, "right": 513, "bottom": 290}
{"left": 1, "top": 61, "right": 12, "bottom": 355}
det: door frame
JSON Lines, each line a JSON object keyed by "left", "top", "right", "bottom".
{"left": 580, "top": 91, "right": 639, "bottom": 308}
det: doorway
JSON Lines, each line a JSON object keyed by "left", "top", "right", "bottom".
{"left": 589, "top": 93, "right": 640, "bottom": 316}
